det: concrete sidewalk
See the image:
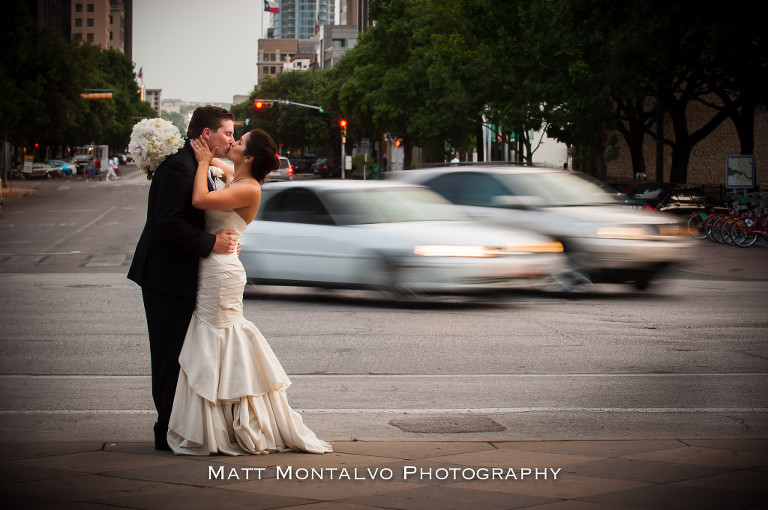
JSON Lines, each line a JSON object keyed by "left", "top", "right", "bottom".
{"left": 1, "top": 437, "right": 766, "bottom": 509}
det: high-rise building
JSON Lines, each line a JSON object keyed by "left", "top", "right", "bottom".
{"left": 340, "top": 0, "right": 371, "bottom": 33}
{"left": 70, "top": 0, "right": 131, "bottom": 55}
{"left": 144, "top": 89, "right": 162, "bottom": 116}
{"left": 25, "top": 0, "right": 71, "bottom": 38}
{"left": 274, "top": 0, "right": 335, "bottom": 40}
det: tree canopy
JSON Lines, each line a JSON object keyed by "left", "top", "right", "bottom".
{"left": 1, "top": 0, "right": 154, "bottom": 158}
{"left": 324, "top": 0, "right": 765, "bottom": 179}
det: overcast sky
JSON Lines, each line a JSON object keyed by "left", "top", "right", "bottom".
{"left": 132, "top": 0, "right": 271, "bottom": 104}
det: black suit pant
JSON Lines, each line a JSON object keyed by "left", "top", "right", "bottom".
{"left": 141, "top": 287, "right": 196, "bottom": 446}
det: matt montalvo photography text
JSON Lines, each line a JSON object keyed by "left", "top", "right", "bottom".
{"left": 209, "top": 465, "right": 563, "bottom": 481}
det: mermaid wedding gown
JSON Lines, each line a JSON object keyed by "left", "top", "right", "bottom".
{"left": 167, "top": 209, "right": 332, "bottom": 455}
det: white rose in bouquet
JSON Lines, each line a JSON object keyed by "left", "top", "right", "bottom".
{"left": 128, "top": 118, "right": 185, "bottom": 180}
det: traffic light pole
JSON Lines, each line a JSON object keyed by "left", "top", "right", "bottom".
{"left": 253, "top": 99, "right": 324, "bottom": 112}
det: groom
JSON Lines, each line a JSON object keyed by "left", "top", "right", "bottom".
{"left": 128, "top": 105, "right": 237, "bottom": 451}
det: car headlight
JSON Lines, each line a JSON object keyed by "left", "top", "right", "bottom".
{"left": 414, "top": 241, "right": 564, "bottom": 257}
{"left": 596, "top": 227, "right": 649, "bottom": 240}
{"left": 414, "top": 245, "right": 505, "bottom": 257}
{"left": 504, "top": 241, "right": 564, "bottom": 254}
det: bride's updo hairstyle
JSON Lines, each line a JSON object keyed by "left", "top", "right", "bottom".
{"left": 244, "top": 129, "right": 280, "bottom": 184}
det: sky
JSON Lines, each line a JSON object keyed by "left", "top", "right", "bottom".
{"left": 132, "top": 0, "right": 272, "bottom": 104}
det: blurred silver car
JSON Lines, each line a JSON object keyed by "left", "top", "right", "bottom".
{"left": 240, "top": 181, "right": 566, "bottom": 294}
{"left": 390, "top": 166, "right": 693, "bottom": 290}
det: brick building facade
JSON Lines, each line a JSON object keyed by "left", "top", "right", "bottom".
{"left": 605, "top": 101, "right": 766, "bottom": 188}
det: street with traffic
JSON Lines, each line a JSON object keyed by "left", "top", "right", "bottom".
{"left": 0, "top": 165, "right": 766, "bottom": 508}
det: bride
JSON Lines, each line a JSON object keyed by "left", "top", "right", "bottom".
{"left": 166, "top": 128, "right": 332, "bottom": 455}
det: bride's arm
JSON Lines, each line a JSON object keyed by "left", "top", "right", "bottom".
{"left": 190, "top": 137, "right": 260, "bottom": 211}
{"left": 211, "top": 157, "right": 235, "bottom": 184}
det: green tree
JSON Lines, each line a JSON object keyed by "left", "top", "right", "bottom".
{"left": 329, "top": 0, "right": 478, "bottom": 168}
{"left": 246, "top": 71, "right": 337, "bottom": 157}
{"left": 1, "top": 0, "right": 153, "bottom": 157}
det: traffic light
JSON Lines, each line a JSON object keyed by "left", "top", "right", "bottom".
{"left": 395, "top": 139, "right": 403, "bottom": 147}
{"left": 254, "top": 99, "right": 273, "bottom": 110}
{"left": 339, "top": 119, "right": 347, "bottom": 136}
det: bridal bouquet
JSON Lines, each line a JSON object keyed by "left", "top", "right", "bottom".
{"left": 128, "top": 118, "right": 185, "bottom": 180}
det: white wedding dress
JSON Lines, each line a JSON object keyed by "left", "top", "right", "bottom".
{"left": 167, "top": 209, "right": 332, "bottom": 455}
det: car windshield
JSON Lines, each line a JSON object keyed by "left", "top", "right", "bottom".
{"left": 325, "top": 187, "right": 469, "bottom": 225}
{"left": 279, "top": 159, "right": 290, "bottom": 169}
{"left": 496, "top": 172, "right": 617, "bottom": 207}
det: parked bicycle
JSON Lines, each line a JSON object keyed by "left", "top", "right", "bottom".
{"left": 687, "top": 192, "right": 767, "bottom": 247}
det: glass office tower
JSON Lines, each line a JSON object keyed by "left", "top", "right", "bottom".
{"left": 274, "top": 0, "right": 335, "bottom": 39}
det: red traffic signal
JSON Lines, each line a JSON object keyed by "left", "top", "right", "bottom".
{"left": 254, "top": 99, "right": 273, "bottom": 110}
{"left": 395, "top": 139, "right": 402, "bottom": 147}
{"left": 339, "top": 119, "right": 347, "bottom": 136}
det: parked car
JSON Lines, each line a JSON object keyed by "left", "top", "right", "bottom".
{"left": 618, "top": 182, "right": 728, "bottom": 215}
{"left": 268, "top": 157, "right": 294, "bottom": 182}
{"left": 390, "top": 165, "right": 693, "bottom": 291}
{"left": 240, "top": 181, "right": 566, "bottom": 295}
{"left": 293, "top": 154, "right": 316, "bottom": 173}
{"left": 19, "top": 163, "right": 64, "bottom": 180}
{"left": 46, "top": 160, "right": 76, "bottom": 176}
{"left": 312, "top": 157, "right": 340, "bottom": 178}
{"left": 69, "top": 155, "right": 92, "bottom": 174}
{"left": 603, "top": 179, "right": 647, "bottom": 195}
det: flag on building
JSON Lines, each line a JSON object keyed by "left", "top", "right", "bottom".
{"left": 137, "top": 67, "right": 143, "bottom": 80}
{"left": 264, "top": 1, "right": 280, "bottom": 13}
{"left": 315, "top": 16, "right": 320, "bottom": 35}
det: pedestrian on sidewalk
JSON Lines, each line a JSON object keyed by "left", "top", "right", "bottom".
{"left": 112, "top": 155, "right": 121, "bottom": 177}
{"left": 105, "top": 156, "right": 118, "bottom": 181}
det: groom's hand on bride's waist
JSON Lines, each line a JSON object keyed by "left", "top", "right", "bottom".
{"left": 212, "top": 229, "right": 238, "bottom": 254}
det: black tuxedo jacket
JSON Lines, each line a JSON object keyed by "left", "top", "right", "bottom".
{"left": 128, "top": 142, "right": 216, "bottom": 298}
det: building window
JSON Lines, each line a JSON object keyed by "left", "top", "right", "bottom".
{"left": 87, "top": 18, "right": 94, "bottom": 27}
{"left": 109, "top": 31, "right": 113, "bottom": 40}
{"left": 280, "top": 53, "right": 287, "bottom": 62}
{"left": 75, "top": 3, "right": 82, "bottom": 12}
{"left": 110, "top": 15, "right": 113, "bottom": 24}
{"left": 270, "top": 66, "right": 276, "bottom": 74}
{"left": 87, "top": 4, "right": 94, "bottom": 13}
{"left": 263, "top": 66, "right": 269, "bottom": 75}
{"left": 75, "top": 18, "right": 82, "bottom": 27}
{"left": 87, "top": 33, "right": 94, "bottom": 42}
{"left": 269, "top": 53, "right": 276, "bottom": 62}
{"left": 73, "top": 33, "right": 82, "bottom": 41}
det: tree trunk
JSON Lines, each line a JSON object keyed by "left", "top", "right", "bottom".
{"left": 735, "top": 102, "right": 755, "bottom": 155}
{"left": 593, "top": 129, "right": 607, "bottom": 181}
{"left": 521, "top": 131, "right": 533, "bottom": 166}
{"left": 475, "top": 121, "right": 484, "bottom": 162}
{"left": 402, "top": 139, "right": 413, "bottom": 170}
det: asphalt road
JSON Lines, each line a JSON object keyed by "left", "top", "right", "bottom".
{"left": 1, "top": 168, "right": 766, "bottom": 442}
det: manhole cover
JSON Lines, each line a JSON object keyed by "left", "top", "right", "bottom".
{"left": 389, "top": 414, "right": 505, "bottom": 433}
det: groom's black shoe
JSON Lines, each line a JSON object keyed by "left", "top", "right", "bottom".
{"left": 154, "top": 439, "right": 171, "bottom": 451}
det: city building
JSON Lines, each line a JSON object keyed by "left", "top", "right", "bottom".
{"left": 274, "top": 0, "right": 334, "bottom": 40}
{"left": 25, "top": 0, "right": 71, "bottom": 38}
{"left": 340, "top": 0, "right": 371, "bottom": 33}
{"left": 258, "top": 39, "right": 318, "bottom": 82}
{"left": 69, "top": 0, "right": 131, "bottom": 55}
{"left": 317, "top": 24, "right": 357, "bottom": 69}
{"left": 109, "top": 0, "right": 126, "bottom": 53}
{"left": 283, "top": 52, "right": 315, "bottom": 73}
{"left": 144, "top": 89, "right": 162, "bottom": 116}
